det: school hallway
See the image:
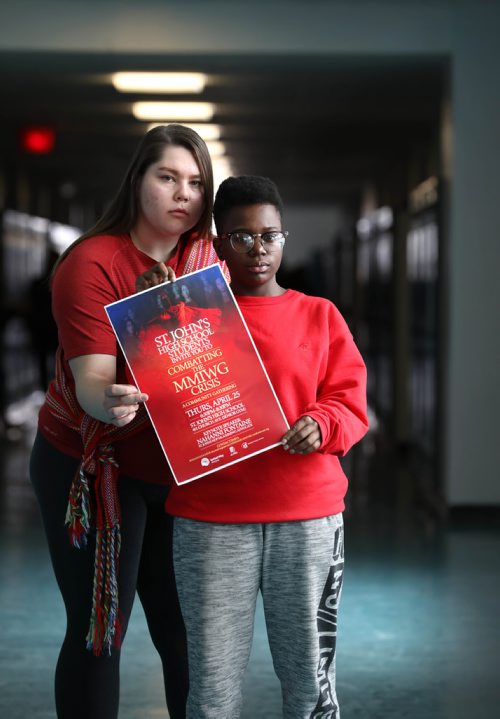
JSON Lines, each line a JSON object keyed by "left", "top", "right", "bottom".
{"left": 2, "top": 1, "right": 500, "bottom": 714}
{"left": 1, "top": 412, "right": 499, "bottom": 719}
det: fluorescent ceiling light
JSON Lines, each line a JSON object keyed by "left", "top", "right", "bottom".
{"left": 213, "top": 157, "right": 232, "bottom": 172}
{"left": 206, "top": 141, "right": 226, "bottom": 158}
{"left": 147, "top": 123, "right": 221, "bottom": 141}
{"left": 212, "top": 157, "right": 233, "bottom": 189}
{"left": 113, "top": 72, "right": 206, "bottom": 93}
{"left": 133, "top": 102, "right": 214, "bottom": 121}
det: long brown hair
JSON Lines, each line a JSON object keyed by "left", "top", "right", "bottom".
{"left": 53, "top": 124, "right": 214, "bottom": 272}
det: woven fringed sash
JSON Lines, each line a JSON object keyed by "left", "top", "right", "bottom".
{"left": 181, "top": 234, "right": 224, "bottom": 276}
{"left": 86, "top": 442, "right": 122, "bottom": 653}
{"left": 46, "top": 350, "right": 146, "bottom": 655}
{"left": 45, "top": 236, "right": 226, "bottom": 655}
{"left": 65, "top": 441, "right": 122, "bottom": 652}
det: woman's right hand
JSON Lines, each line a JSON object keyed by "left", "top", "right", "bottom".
{"left": 103, "top": 384, "right": 149, "bottom": 427}
{"left": 136, "top": 262, "right": 177, "bottom": 292}
{"left": 69, "top": 354, "right": 148, "bottom": 426}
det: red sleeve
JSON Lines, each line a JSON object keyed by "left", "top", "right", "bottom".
{"left": 304, "top": 305, "right": 369, "bottom": 456}
{"left": 51, "top": 243, "right": 119, "bottom": 360}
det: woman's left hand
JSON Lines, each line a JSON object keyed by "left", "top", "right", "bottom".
{"left": 281, "top": 415, "right": 322, "bottom": 455}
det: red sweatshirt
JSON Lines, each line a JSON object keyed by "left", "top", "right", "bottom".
{"left": 166, "top": 290, "right": 368, "bottom": 522}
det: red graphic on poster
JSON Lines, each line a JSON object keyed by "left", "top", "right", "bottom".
{"left": 105, "top": 264, "right": 289, "bottom": 484}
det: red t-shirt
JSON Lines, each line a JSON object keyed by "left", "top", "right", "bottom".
{"left": 38, "top": 233, "right": 199, "bottom": 485}
{"left": 166, "top": 290, "right": 369, "bottom": 522}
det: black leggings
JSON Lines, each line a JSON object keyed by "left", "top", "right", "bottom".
{"left": 30, "top": 432, "right": 188, "bottom": 719}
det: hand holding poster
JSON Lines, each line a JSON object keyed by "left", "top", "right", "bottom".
{"left": 105, "top": 264, "right": 289, "bottom": 484}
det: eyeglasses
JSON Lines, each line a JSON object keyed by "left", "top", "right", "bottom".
{"left": 219, "top": 231, "right": 288, "bottom": 254}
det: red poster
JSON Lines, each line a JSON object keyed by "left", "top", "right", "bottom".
{"left": 105, "top": 264, "right": 289, "bottom": 484}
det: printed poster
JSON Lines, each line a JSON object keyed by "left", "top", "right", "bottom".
{"left": 105, "top": 264, "right": 289, "bottom": 484}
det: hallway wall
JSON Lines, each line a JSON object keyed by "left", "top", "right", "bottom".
{"left": 1, "top": 0, "right": 499, "bottom": 505}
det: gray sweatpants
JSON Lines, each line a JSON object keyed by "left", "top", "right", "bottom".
{"left": 173, "top": 514, "right": 344, "bottom": 719}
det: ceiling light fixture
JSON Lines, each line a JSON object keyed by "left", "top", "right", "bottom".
{"left": 133, "top": 102, "right": 214, "bottom": 121}
{"left": 206, "top": 141, "right": 226, "bottom": 158}
{"left": 212, "top": 157, "right": 233, "bottom": 189}
{"left": 112, "top": 72, "right": 206, "bottom": 93}
{"left": 147, "top": 123, "right": 221, "bottom": 141}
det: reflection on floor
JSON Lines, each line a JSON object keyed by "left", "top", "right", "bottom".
{"left": 1, "top": 427, "right": 499, "bottom": 719}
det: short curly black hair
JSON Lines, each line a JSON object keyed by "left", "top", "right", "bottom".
{"left": 213, "top": 175, "right": 284, "bottom": 233}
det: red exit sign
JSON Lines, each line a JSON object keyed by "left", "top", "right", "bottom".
{"left": 20, "top": 126, "right": 56, "bottom": 154}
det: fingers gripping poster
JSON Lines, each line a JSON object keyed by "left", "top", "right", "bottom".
{"left": 105, "top": 264, "right": 289, "bottom": 484}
